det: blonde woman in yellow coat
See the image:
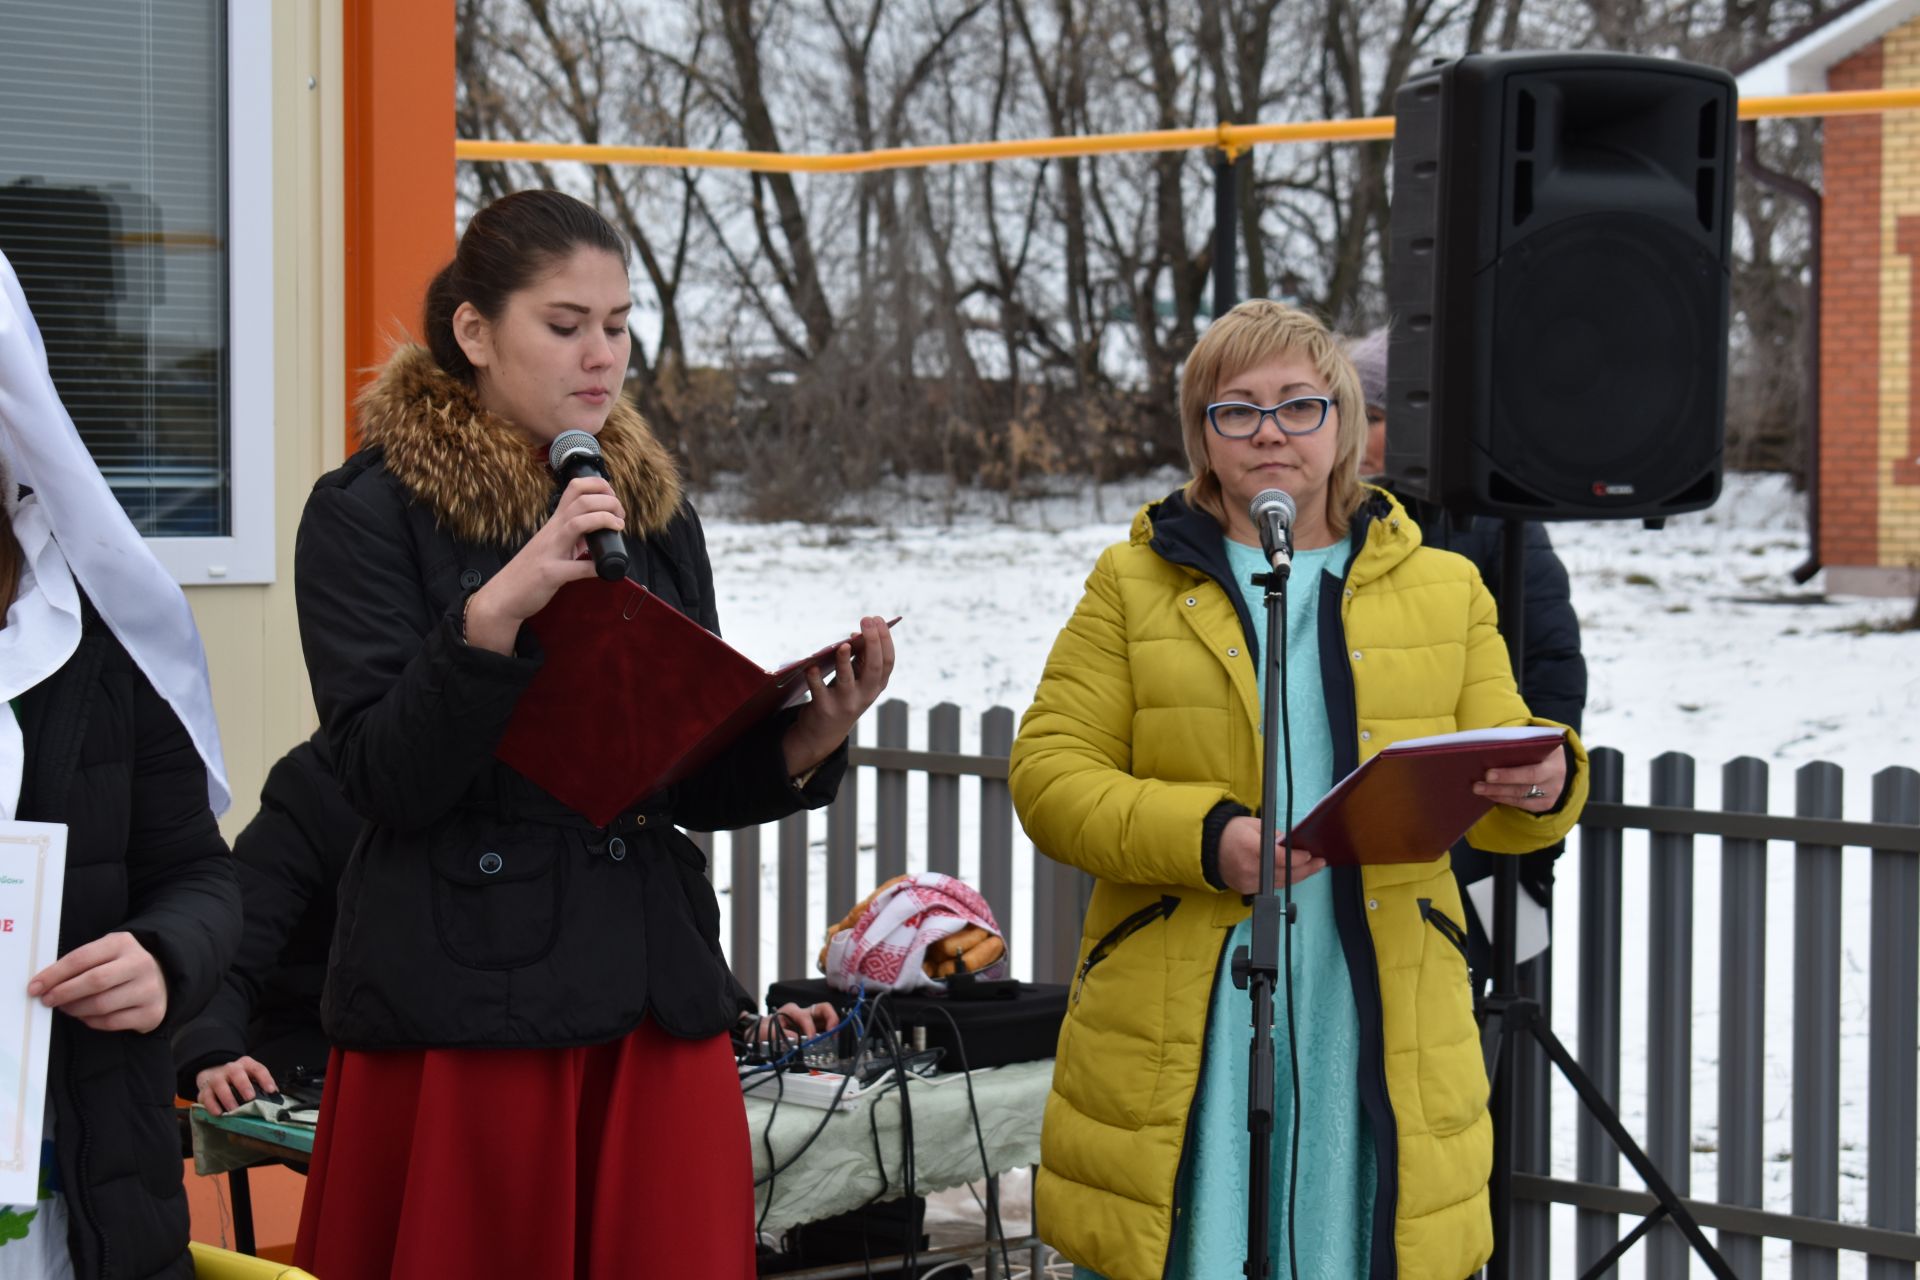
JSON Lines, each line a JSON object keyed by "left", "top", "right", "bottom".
{"left": 1009, "top": 300, "right": 1589, "bottom": 1280}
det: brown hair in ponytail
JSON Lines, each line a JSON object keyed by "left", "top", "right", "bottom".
{"left": 423, "top": 189, "right": 629, "bottom": 384}
{"left": 0, "top": 521, "right": 19, "bottom": 622}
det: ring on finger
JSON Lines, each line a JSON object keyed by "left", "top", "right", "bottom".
{"left": 1524, "top": 785, "right": 1546, "bottom": 799}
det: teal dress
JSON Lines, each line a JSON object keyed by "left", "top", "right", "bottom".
{"left": 1076, "top": 536, "right": 1374, "bottom": 1280}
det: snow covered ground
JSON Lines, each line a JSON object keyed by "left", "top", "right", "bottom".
{"left": 702, "top": 470, "right": 1917, "bottom": 1277}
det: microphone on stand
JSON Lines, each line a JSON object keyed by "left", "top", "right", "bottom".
{"left": 1249, "top": 488, "right": 1296, "bottom": 575}
{"left": 547, "top": 429, "right": 630, "bottom": 582}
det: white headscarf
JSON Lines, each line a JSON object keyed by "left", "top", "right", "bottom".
{"left": 0, "top": 248, "right": 230, "bottom": 815}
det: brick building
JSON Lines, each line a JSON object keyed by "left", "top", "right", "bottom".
{"left": 1743, "top": 0, "right": 1920, "bottom": 595}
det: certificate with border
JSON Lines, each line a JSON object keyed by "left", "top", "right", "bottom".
{"left": 0, "top": 821, "right": 65, "bottom": 1204}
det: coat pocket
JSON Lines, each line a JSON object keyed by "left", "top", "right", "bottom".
{"left": 1071, "top": 895, "right": 1179, "bottom": 1006}
{"left": 122, "top": 1030, "right": 188, "bottom": 1197}
{"left": 1412, "top": 896, "right": 1486, "bottom": 1138}
{"left": 1055, "top": 894, "right": 1178, "bottom": 1132}
{"left": 427, "top": 818, "right": 569, "bottom": 970}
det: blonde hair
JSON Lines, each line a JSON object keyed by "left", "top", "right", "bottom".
{"left": 1179, "top": 299, "right": 1369, "bottom": 536}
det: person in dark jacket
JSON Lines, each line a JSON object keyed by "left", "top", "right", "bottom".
{"left": 170, "top": 730, "right": 841, "bottom": 1117}
{"left": 1346, "top": 326, "right": 1587, "bottom": 989}
{"left": 0, "top": 250, "right": 241, "bottom": 1280}
{"left": 290, "top": 189, "right": 893, "bottom": 1279}
{"left": 170, "top": 730, "right": 360, "bottom": 1113}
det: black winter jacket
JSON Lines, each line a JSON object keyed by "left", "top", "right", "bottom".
{"left": 18, "top": 599, "right": 241, "bottom": 1280}
{"left": 171, "top": 731, "right": 361, "bottom": 1098}
{"left": 295, "top": 347, "right": 844, "bottom": 1050}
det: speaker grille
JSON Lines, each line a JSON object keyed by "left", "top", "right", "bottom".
{"left": 1487, "top": 212, "right": 1721, "bottom": 506}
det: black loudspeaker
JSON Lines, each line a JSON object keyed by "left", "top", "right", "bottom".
{"left": 1385, "top": 52, "right": 1735, "bottom": 520}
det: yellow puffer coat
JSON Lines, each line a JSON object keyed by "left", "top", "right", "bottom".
{"left": 1009, "top": 487, "right": 1588, "bottom": 1280}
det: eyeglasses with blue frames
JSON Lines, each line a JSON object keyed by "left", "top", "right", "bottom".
{"left": 1204, "top": 396, "right": 1333, "bottom": 439}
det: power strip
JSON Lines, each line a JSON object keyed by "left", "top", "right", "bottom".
{"left": 739, "top": 1064, "right": 869, "bottom": 1111}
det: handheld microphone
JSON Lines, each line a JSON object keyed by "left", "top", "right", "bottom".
{"left": 547, "top": 429, "right": 630, "bottom": 582}
{"left": 1249, "top": 488, "right": 1296, "bottom": 575}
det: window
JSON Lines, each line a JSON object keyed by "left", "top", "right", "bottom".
{"left": 0, "top": 0, "right": 273, "bottom": 584}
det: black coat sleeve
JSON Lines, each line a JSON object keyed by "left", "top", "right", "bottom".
{"left": 296, "top": 479, "right": 543, "bottom": 830}
{"left": 170, "top": 741, "right": 357, "bottom": 1096}
{"left": 117, "top": 665, "right": 241, "bottom": 1032}
{"left": 661, "top": 507, "right": 850, "bottom": 832}
{"left": 1517, "top": 522, "right": 1587, "bottom": 734}
{"left": 1438, "top": 514, "right": 1588, "bottom": 734}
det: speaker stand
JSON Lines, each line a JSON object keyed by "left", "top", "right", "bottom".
{"left": 1480, "top": 518, "right": 1734, "bottom": 1280}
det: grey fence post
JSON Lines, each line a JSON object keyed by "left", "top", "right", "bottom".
{"left": 1035, "top": 854, "right": 1090, "bottom": 988}
{"left": 1061, "top": 863, "right": 1093, "bottom": 984}
{"left": 877, "top": 700, "right": 910, "bottom": 883}
{"left": 929, "top": 703, "right": 962, "bottom": 877}
{"left": 1718, "top": 756, "right": 1769, "bottom": 1276}
{"left": 980, "top": 707, "right": 1016, "bottom": 961}
{"left": 1513, "top": 937, "right": 1551, "bottom": 1274}
{"left": 1868, "top": 766, "right": 1920, "bottom": 1280}
{"left": 1793, "top": 760, "right": 1844, "bottom": 1280}
{"left": 731, "top": 825, "right": 761, "bottom": 1003}
{"left": 826, "top": 719, "right": 859, "bottom": 922}
{"left": 1577, "top": 747, "right": 1624, "bottom": 1271}
{"left": 778, "top": 811, "right": 809, "bottom": 982}
{"left": 1647, "top": 751, "right": 1696, "bottom": 1280}
{"left": 1032, "top": 846, "right": 1057, "bottom": 985}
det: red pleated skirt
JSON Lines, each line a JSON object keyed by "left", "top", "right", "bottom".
{"left": 292, "top": 1018, "right": 755, "bottom": 1279}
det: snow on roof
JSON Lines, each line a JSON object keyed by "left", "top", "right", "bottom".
{"left": 1737, "top": 0, "right": 1920, "bottom": 96}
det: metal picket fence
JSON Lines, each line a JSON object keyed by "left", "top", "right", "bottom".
{"left": 701, "top": 699, "right": 1920, "bottom": 1276}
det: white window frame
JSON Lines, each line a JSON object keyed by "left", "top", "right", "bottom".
{"left": 146, "top": 0, "right": 275, "bottom": 586}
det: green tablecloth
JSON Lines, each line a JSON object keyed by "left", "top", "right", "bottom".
{"left": 190, "top": 1106, "right": 315, "bottom": 1176}
{"left": 746, "top": 1057, "right": 1051, "bottom": 1235}
{"left": 189, "top": 1057, "right": 1054, "bottom": 1238}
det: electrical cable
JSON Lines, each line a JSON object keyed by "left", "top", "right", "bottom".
{"left": 749, "top": 985, "right": 871, "bottom": 1226}
{"left": 751, "top": 1062, "right": 856, "bottom": 1188}
{"left": 757, "top": 1063, "right": 787, "bottom": 1238}
{"left": 923, "top": 1001, "right": 1014, "bottom": 1280}
{"left": 738, "top": 984, "right": 869, "bottom": 1085}
{"left": 871, "top": 1001, "right": 920, "bottom": 1277}
{"left": 1278, "top": 572, "right": 1301, "bottom": 1280}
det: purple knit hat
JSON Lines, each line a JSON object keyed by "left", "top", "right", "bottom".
{"left": 1345, "top": 326, "right": 1388, "bottom": 412}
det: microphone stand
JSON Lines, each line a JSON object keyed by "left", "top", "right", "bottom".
{"left": 1231, "top": 552, "right": 1292, "bottom": 1280}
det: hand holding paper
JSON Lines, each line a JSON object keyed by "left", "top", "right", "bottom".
{"left": 1216, "top": 817, "right": 1328, "bottom": 894}
{"left": 1474, "top": 740, "right": 1567, "bottom": 812}
{"left": 784, "top": 614, "right": 898, "bottom": 776}
{"left": 29, "top": 931, "right": 167, "bottom": 1034}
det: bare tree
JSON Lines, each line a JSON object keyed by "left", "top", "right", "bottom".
{"left": 453, "top": 0, "right": 1832, "bottom": 508}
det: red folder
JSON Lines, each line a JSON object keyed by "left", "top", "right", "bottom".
{"left": 1285, "top": 727, "right": 1567, "bottom": 866}
{"left": 494, "top": 578, "right": 887, "bottom": 825}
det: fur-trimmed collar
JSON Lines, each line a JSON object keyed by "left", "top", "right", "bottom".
{"left": 355, "top": 344, "right": 683, "bottom": 547}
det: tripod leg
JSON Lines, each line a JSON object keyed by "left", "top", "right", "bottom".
{"left": 1578, "top": 1205, "right": 1669, "bottom": 1280}
{"left": 1524, "top": 1016, "right": 1738, "bottom": 1280}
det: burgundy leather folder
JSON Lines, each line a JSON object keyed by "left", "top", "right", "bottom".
{"left": 494, "top": 578, "right": 882, "bottom": 825}
{"left": 1285, "top": 727, "right": 1568, "bottom": 865}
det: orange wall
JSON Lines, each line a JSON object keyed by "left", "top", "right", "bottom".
{"left": 186, "top": 1157, "right": 308, "bottom": 1263}
{"left": 342, "top": 0, "right": 456, "bottom": 453}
